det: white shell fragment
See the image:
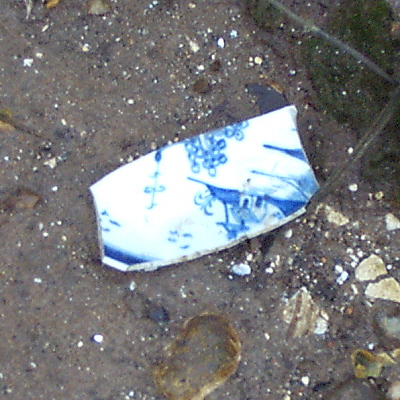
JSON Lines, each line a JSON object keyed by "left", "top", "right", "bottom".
{"left": 355, "top": 254, "right": 387, "bottom": 282}
{"left": 91, "top": 106, "right": 319, "bottom": 271}
{"left": 365, "top": 278, "right": 400, "bottom": 303}
{"left": 282, "top": 287, "right": 329, "bottom": 337}
{"left": 385, "top": 213, "right": 400, "bottom": 231}
{"left": 324, "top": 204, "right": 349, "bottom": 226}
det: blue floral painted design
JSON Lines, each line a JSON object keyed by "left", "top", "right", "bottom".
{"left": 144, "top": 150, "right": 165, "bottom": 209}
{"left": 184, "top": 121, "right": 248, "bottom": 177}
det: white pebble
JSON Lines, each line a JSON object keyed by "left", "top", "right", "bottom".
{"left": 23, "top": 58, "right": 34, "bottom": 67}
{"left": 301, "top": 376, "right": 310, "bottom": 386}
{"left": 231, "top": 263, "right": 251, "bottom": 276}
{"left": 348, "top": 183, "right": 358, "bottom": 192}
{"left": 385, "top": 213, "right": 400, "bottom": 231}
{"left": 216, "top": 37, "right": 225, "bottom": 48}
{"left": 229, "top": 30, "right": 238, "bottom": 38}
{"left": 91, "top": 334, "right": 104, "bottom": 343}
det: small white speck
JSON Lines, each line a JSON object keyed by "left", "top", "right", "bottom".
{"left": 336, "top": 269, "right": 349, "bottom": 285}
{"left": 254, "top": 56, "right": 263, "bottom": 65}
{"left": 129, "top": 280, "right": 137, "bottom": 291}
{"left": 229, "top": 30, "right": 238, "bottom": 38}
{"left": 23, "top": 58, "right": 34, "bottom": 67}
{"left": 127, "top": 99, "right": 135, "bottom": 105}
{"left": 348, "top": 147, "right": 354, "bottom": 154}
{"left": 34, "top": 277, "right": 42, "bottom": 283}
{"left": 348, "top": 183, "right": 358, "bottom": 192}
{"left": 43, "top": 157, "right": 57, "bottom": 169}
{"left": 61, "top": 118, "right": 67, "bottom": 126}
{"left": 77, "top": 341, "right": 84, "bottom": 348}
{"left": 82, "top": 43, "right": 90, "bottom": 52}
{"left": 217, "top": 37, "right": 225, "bottom": 48}
{"left": 284, "top": 228, "right": 293, "bottom": 238}
{"left": 91, "top": 334, "right": 104, "bottom": 343}
{"left": 301, "top": 376, "right": 310, "bottom": 386}
{"left": 35, "top": 52, "right": 43, "bottom": 59}
{"left": 52, "top": 186, "right": 58, "bottom": 192}
{"left": 246, "top": 253, "right": 253, "bottom": 262}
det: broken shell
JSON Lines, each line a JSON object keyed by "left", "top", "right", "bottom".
{"left": 388, "top": 381, "right": 400, "bottom": 400}
{"left": 374, "top": 305, "right": 400, "bottom": 346}
{"left": 153, "top": 314, "right": 241, "bottom": 400}
{"left": 3, "top": 187, "right": 41, "bottom": 211}
{"left": 88, "top": 0, "right": 110, "bottom": 15}
{"left": 351, "top": 349, "right": 383, "bottom": 379}
{"left": 355, "top": 254, "right": 387, "bottom": 282}
{"left": 282, "top": 287, "right": 329, "bottom": 337}
{"left": 351, "top": 349, "right": 395, "bottom": 379}
{"left": 365, "top": 278, "right": 400, "bottom": 303}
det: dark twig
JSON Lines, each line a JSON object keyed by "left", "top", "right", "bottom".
{"left": 266, "top": 0, "right": 398, "bottom": 84}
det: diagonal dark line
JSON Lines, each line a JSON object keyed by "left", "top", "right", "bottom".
{"left": 266, "top": 0, "right": 398, "bottom": 84}
{"left": 309, "top": 85, "right": 400, "bottom": 207}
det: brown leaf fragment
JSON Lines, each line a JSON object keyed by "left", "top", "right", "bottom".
{"left": 45, "top": 0, "right": 62, "bottom": 9}
{"left": 3, "top": 188, "right": 41, "bottom": 212}
{"left": 0, "top": 120, "right": 15, "bottom": 133}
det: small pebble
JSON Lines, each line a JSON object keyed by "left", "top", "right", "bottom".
{"left": 231, "top": 263, "right": 251, "bottom": 276}
{"left": 387, "top": 381, "right": 400, "bottom": 400}
{"left": 385, "top": 213, "right": 400, "bottom": 231}
{"left": 91, "top": 334, "right": 104, "bottom": 343}
{"left": 216, "top": 38, "right": 225, "bottom": 48}
{"left": 88, "top": 0, "right": 110, "bottom": 15}
{"left": 355, "top": 254, "right": 387, "bottom": 282}
{"left": 365, "top": 278, "right": 400, "bottom": 303}
{"left": 129, "top": 280, "right": 137, "bottom": 291}
{"left": 348, "top": 183, "right": 358, "bottom": 192}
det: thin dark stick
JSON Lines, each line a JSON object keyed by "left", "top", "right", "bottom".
{"left": 309, "top": 85, "right": 400, "bottom": 207}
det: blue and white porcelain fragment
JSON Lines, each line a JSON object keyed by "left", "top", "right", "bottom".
{"left": 91, "top": 105, "right": 319, "bottom": 271}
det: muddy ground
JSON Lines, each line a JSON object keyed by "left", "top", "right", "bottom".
{"left": 1, "top": 1, "right": 400, "bottom": 399}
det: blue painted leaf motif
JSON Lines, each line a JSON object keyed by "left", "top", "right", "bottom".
{"left": 144, "top": 150, "right": 166, "bottom": 209}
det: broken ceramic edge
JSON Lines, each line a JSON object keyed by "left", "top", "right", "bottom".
{"left": 90, "top": 105, "right": 319, "bottom": 272}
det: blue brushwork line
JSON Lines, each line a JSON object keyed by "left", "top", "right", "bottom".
{"left": 104, "top": 244, "right": 156, "bottom": 265}
{"left": 265, "top": 197, "right": 305, "bottom": 216}
{"left": 188, "top": 176, "right": 305, "bottom": 239}
{"left": 250, "top": 170, "right": 310, "bottom": 200}
{"left": 188, "top": 177, "right": 240, "bottom": 206}
{"left": 144, "top": 150, "right": 165, "bottom": 209}
{"left": 263, "top": 144, "right": 306, "bottom": 161}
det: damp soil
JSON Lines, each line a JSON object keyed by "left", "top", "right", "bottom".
{"left": 0, "top": 1, "right": 400, "bottom": 399}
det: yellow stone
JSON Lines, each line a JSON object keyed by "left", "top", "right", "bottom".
{"left": 153, "top": 314, "right": 241, "bottom": 400}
